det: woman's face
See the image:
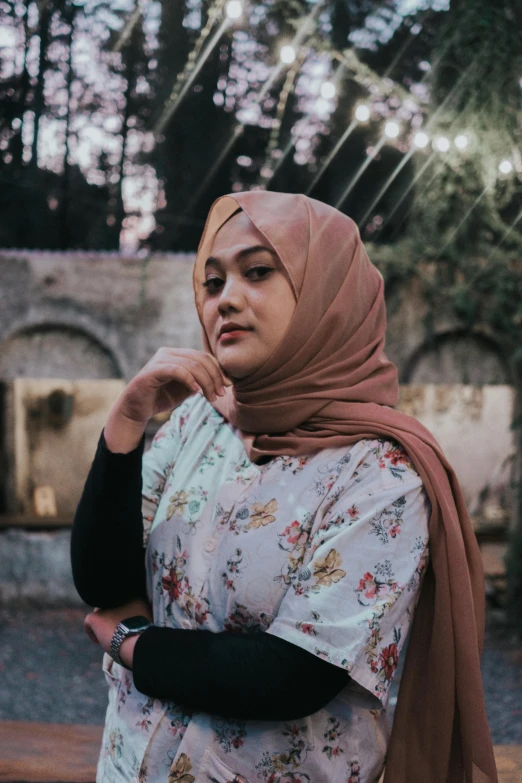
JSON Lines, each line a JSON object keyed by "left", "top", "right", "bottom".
{"left": 200, "top": 211, "right": 297, "bottom": 381}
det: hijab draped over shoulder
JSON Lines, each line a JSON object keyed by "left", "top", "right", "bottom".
{"left": 192, "top": 190, "right": 497, "bottom": 783}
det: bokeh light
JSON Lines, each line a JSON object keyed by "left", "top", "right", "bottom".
{"left": 280, "top": 45, "right": 296, "bottom": 64}
{"left": 355, "top": 104, "right": 370, "bottom": 122}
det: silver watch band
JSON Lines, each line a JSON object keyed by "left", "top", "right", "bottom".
{"left": 110, "top": 624, "right": 132, "bottom": 668}
{"left": 110, "top": 619, "right": 151, "bottom": 669}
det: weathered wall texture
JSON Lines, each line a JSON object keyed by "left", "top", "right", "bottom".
{"left": 397, "top": 384, "right": 515, "bottom": 530}
{"left": 0, "top": 250, "right": 516, "bottom": 606}
{"left": 0, "top": 250, "right": 202, "bottom": 381}
{"left": 3, "top": 378, "right": 125, "bottom": 518}
{"left": 0, "top": 249, "right": 513, "bottom": 385}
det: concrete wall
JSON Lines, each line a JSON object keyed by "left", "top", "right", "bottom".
{"left": 0, "top": 250, "right": 516, "bottom": 607}
{"left": 0, "top": 250, "right": 202, "bottom": 382}
{"left": 397, "top": 384, "right": 515, "bottom": 531}
{"left": 3, "top": 378, "right": 126, "bottom": 518}
{"left": 0, "top": 249, "right": 513, "bottom": 386}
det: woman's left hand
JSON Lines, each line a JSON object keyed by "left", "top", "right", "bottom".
{"left": 84, "top": 598, "right": 153, "bottom": 669}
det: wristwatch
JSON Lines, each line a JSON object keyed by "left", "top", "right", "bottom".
{"left": 109, "top": 615, "right": 152, "bottom": 669}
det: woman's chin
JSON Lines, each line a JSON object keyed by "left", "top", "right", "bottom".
{"left": 217, "top": 356, "right": 260, "bottom": 381}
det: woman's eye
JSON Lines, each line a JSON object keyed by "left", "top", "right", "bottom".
{"left": 202, "top": 277, "right": 221, "bottom": 292}
{"left": 247, "top": 265, "right": 273, "bottom": 279}
{"left": 202, "top": 266, "right": 272, "bottom": 293}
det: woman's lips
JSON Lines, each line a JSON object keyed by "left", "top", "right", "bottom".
{"left": 219, "top": 329, "right": 251, "bottom": 341}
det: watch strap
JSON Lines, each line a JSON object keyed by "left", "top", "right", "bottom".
{"left": 110, "top": 615, "right": 152, "bottom": 669}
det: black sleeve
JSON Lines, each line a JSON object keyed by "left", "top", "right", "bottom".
{"left": 133, "top": 626, "right": 351, "bottom": 720}
{"left": 70, "top": 430, "right": 148, "bottom": 608}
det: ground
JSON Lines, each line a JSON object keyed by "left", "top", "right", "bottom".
{"left": 0, "top": 606, "right": 520, "bottom": 743}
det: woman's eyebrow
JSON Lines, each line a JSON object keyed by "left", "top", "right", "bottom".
{"left": 205, "top": 245, "right": 276, "bottom": 269}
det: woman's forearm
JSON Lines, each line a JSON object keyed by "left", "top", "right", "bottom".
{"left": 70, "top": 429, "right": 148, "bottom": 608}
{"left": 132, "top": 627, "right": 350, "bottom": 721}
{"left": 104, "top": 405, "right": 147, "bottom": 454}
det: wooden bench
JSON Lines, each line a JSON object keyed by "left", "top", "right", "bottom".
{"left": 1, "top": 721, "right": 521, "bottom": 782}
{"left": 0, "top": 722, "right": 103, "bottom": 782}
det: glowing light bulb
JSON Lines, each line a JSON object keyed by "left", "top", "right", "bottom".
{"left": 384, "top": 121, "right": 400, "bottom": 139}
{"left": 434, "top": 136, "right": 450, "bottom": 152}
{"left": 280, "top": 45, "right": 296, "bottom": 64}
{"left": 320, "top": 81, "right": 336, "bottom": 99}
{"left": 454, "top": 135, "right": 468, "bottom": 150}
{"left": 225, "top": 0, "right": 242, "bottom": 18}
{"left": 499, "top": 160, "right": 513, "bottom": 174}
{"left": 355, "top": 104, "right": 370, "bottom": 122}
{"left": 413, "top": 131, "right": 429, "bottom": 148}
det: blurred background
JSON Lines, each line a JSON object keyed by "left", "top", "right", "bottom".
{"left": 1, "top": 0, "right": 522, "bottom": 779}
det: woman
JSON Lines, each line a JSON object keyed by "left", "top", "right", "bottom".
{"left": 71, "top": 191, "right": 497, "bottom": 783}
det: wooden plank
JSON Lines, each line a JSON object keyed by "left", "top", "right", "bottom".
{"left": 495, "top": 745, "right": 522, "bottom": 783}
{"left": 0, "top": 722, "right": 103, "bottom": 782}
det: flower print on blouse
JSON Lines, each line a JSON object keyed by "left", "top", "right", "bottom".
{"left": 97, "top": 393, "right": 431, "bottom": 783}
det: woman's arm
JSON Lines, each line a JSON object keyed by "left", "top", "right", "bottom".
{"left": 132, "top": 626, "right": 350, "bottom": 720}
{"left": 71, "top": 346, "right": 232, "bottom": 609}
{"left": 70, "top": 427, "right": 148, "bottom": 608}
{"left": 85, "top": 604, "right": 350, "bottom": 721}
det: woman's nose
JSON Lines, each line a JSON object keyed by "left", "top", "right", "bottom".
{"left": 217, "top": 277, "right": 246, "bottom": 310}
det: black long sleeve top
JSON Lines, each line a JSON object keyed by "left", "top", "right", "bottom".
{"left": 70, "top": 430, "right": 350, "bottom": 720}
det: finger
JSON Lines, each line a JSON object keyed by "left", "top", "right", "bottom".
{"left": 151, "top": 363, "right": 204, "bottom": 396}
{"left": 84, "top": 618, "right": 100, "bottom": 644}
{"left": 186, "top": 360, "right": 227, "bottom": 400}
{"left": 199, "top": 352, "right": 234, "bottom": 387}
{"left": 155, "top": 359, "right": 221, "bottom": 401}
{"left": 167, "top": 350, "right": 232, "bottom": 392}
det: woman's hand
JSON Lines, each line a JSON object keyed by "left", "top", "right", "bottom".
{"left": 84, "top": 597, "right": 153, "bottom": 669}
{"left": 116, "top": 347, "right": 233, "bottom": 426}
{"left": 104, "top": 347, "right": 233, "bottom": 453}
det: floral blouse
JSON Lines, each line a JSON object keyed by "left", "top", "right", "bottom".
{"left": 97, "top": 393, "right": 431, "bottom": 783}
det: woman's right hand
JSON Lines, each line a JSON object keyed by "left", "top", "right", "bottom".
{"left": 104, "top": 348, "right": 233, "bottom": 453}
{"left": 119, "top": 347, "right": 233, "bottom": 424}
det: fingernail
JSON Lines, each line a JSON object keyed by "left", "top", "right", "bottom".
{"left": 218, "top": 387, "right": 226, "bottom": 396}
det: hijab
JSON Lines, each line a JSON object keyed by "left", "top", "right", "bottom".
{"left": 192, "top": 190, "right": 497, "bottom": 783}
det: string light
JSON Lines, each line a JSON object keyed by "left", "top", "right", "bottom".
{"left": 434, "top": 136, "right": 450, "bottom": 152}
{"left": 355, "top": 104, "right": 370, "bottom": 122}
{"left": 280, "top": 45, "right": 296, "bottom": 65}
{"left": 413, "top": 131, "right": 429, "bottom": 148}
{"left": 320, "top": 81, "right": 336, "bottom": 99}
{"left": 454, "top": 134, "right": 468, "bottom": 150}
{"left": 384, "top": 121, "right": 400, "bottom": 139}
{"left": 225, "top": 0, "right": 242, "bottom": 18}
{"left": 499, "top": 160, "right": 513, "bottom": 174}
{"left": 166, "top": 22, "right": 517, "bottom": 223}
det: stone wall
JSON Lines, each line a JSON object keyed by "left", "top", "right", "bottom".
{"left": 0, "top": 250, "right": 516, "bottom": 607}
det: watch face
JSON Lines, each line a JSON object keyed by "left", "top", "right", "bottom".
{"left": 121, "top": 615, "right": 152, "bottom": 632}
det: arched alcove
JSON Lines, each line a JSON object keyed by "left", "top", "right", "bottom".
{"left": 404, "top": 331, "right": 511, "bottom": 385}
{"left": 0, "top": 324, "right": 122, "bottom": 380}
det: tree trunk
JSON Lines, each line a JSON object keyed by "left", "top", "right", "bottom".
{"left": 30, "top": 1, "right": 52, "bottom": 169}
{"left": 60, "top": 1, "right": 75, "bottom": 249}
{"left": 11, "top": 0, "right": 32, "bottom": 166}
{"left": 114, "top": 56, "right": 134, "bottom": 246}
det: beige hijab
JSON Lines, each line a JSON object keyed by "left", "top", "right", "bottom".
{"left": 193, "top": 190, "right": 497, "bottom": 783}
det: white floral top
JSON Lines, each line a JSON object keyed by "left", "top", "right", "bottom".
{"left": 97, "top": 393, "right": 430, "bottom": 783}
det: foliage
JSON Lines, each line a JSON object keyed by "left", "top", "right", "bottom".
{"left": 368, "top": 239, "right": 522, "bottom": 360}
{"left": 399, "top": 0, "right": 522, "bottom": 253}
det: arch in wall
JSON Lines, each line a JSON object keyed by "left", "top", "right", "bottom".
{"left": 403, "top": 329, "right": 513, "bottom": 385}
{"left": 0, "top": 323, "right": 122, "bottom": 380}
